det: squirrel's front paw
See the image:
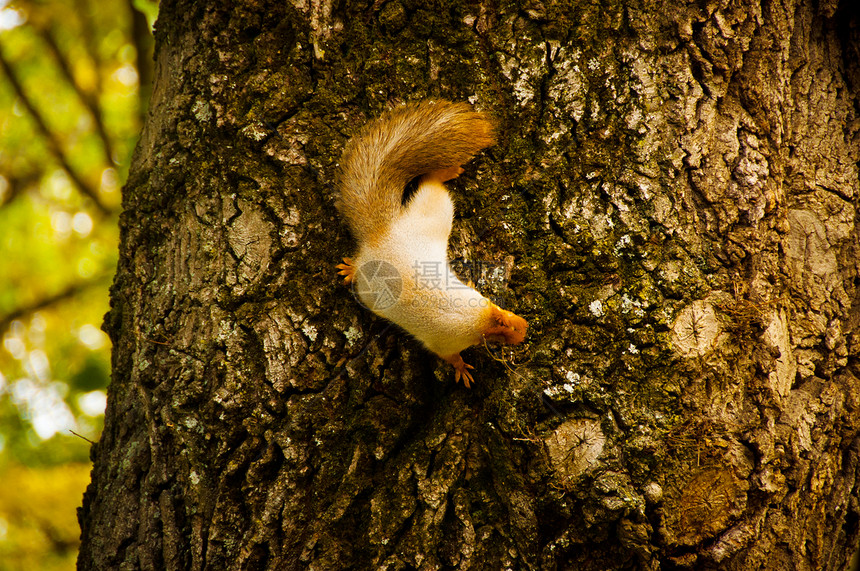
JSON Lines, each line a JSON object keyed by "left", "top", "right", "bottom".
{"left": 336, "top": 257, "right": 357, "bottom": 285}
{"left": 443, "top": 353, "right": 475, "bottom": 388}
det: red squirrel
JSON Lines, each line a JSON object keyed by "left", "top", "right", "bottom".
{"left": 335, "top": 100, "right": 527, "bottom": 387}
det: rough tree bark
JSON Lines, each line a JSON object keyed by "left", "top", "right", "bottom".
{"left": 78, "top": 0, "right": 860, "bottom": 569}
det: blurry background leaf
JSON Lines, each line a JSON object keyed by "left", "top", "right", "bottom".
{"left": 0, "top": 0, "right": 154, "bottom": 566}
{"left": 0, "top": 462, "right": 91, "bottom": 571}
{"left": 132, "top": 0, "right": 158, "bottom": 31}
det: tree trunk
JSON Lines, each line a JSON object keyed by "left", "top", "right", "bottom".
{"left": 78, "top": 0, "right": 860, "bottom": 569}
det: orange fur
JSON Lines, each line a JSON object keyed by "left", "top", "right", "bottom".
{"left": 335, "top": 101, "right": 527, "bottom": 387}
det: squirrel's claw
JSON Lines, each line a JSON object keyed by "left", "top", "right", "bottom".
{"left": 443, "top": 353, "right": 475, "bottom": 388}
{"left": 336, "top": 257, "right": 357, "bottom": 285}
{"left": 456, "top": 364, "right": 475, "bottom": 388}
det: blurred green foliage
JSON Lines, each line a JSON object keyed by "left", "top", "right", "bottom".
{"left": 0, "top": 0, "right": 155, "bottom": 566}
{"left": 0, "top": 462, "right": 91, "bottom": 571}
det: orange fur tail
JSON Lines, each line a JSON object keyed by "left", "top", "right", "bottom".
{"left": 336, "top": 100, "right": 495, "bottom": 244}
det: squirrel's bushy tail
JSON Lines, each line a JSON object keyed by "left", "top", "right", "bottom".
{"left": 337, "top": 100, "right": 495, "bottom": 244}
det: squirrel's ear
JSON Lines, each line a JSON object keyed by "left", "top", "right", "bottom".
{"left": 425, "top": 165, "right": 464, "bottom": 182}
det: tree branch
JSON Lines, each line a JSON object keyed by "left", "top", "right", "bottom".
{"left": 127, "top": 0, "right": 154, "bottom": 126}
{"left": 0, "top": 46, "right": 113, "bottom": 216}
{"left": 39, "top": 26, "right": 116, "bottom": 167}
{"left": 73, "top": 0, "right": 104, "bottom": 95}
{"left": 0, "top": 171, "right": 39, "bottom": 208}
{"left": 0, "top": 275, "right": 110, "bottom": 334}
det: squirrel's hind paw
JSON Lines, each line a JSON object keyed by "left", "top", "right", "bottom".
{"left": 336, "top": 257, "right": 357, "bottom": 285}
